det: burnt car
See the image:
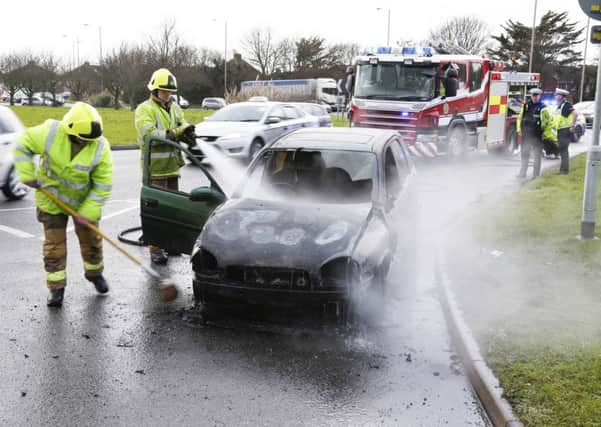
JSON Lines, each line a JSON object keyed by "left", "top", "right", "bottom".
{"left": 140, "top": 128, "right": 416, "bottom": 317}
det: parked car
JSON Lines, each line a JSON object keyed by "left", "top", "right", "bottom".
{"left": 292, "top": 102, "right": 333, "bottom": 127}
{"left": 0, "top": 106, "right": 28, "bottom": 200}
{"left": 170, "top": 94, "right": 190, "bottom": 109}
{"left": 201, "top": 97, "right": 226, "bottom": 110}
{"left": 20, "top": 95, "right": 52, "bottom": 106}
{"left": 191, "top": 101, "right": 319, "bottom": 162}
{"left": 574, "top": 101, "right": 594, "bottom": 129}
{"left": 139, "top": 127, "right": 416, "bottom": 318}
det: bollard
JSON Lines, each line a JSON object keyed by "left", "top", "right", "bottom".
{"left": 581, "top": 145, "right": 601, "bottom": 239}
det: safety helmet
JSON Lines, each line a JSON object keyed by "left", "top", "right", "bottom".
{"left": 555, "top": 88, "right": 569, "bottom": 97}
{"left": 61, "top": 102, "right": 103, "bottom": 142}
{"left": 528, "top": 88, "right": 543, "bottom": 96}
{"left": 147, "top": 68, "right": 177, "bottom": 92}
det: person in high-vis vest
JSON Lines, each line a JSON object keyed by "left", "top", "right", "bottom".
{"left": 516, "top": 88, "right": 556, "bottom": 179}
{"left": 13, "top": 102, "right": 113, "bottom": 307}
{"left": 134, "top": 68, "right": 195, "bottom": 265}
{"left": 554, "top": 88, "right": 577, "bottom": 175}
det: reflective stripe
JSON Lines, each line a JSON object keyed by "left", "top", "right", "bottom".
{"left": 45, "top": 186, "right": 83, "bottom": 207}
{"left": 74, "top": 164, "right": 91, "bottom": 172}
{"left": 15, "top": 155, "right": 33, "bottom": 162}
{"left": 15, "top": 144, "right": 34, "bottom": 156}
{"left": 93, "top": 182, "right": 112, "bottom": 191}
{"left": 155, "top": 112, "right": 164, "bottom": 130}
{"left": 151, "top": 152, "right": 173, "bottom": 159}
{"left": 89, "top": 191, "right": 107, "bottom": 204}
{"left": 44, "top": 121, "right": 60, "bottom": 173}
{"left": 140, "top": 124, "right": 155, "bottom": 135}
{"left": 47, "top": 270, "right": 66, "bottom": 282}
{"left": 91, "top": 137, "right": 106, "bottom": 169}
{"left": 84, "top": 260, "right": 104, "bottom": 271}
{"left": 47, "top": 169, "right": 89, "bottom": 191}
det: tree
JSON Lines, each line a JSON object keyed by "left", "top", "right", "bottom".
{"left": 0, "top": 52, "right": 27, "bottom": 105}
{"left": 428, "top": 16, "right": 489, "bottom": 54}
{"left": 276, "top": 38, "right": 297, "bottom": 73}
{"left": 325, "top": 43, "right": 360, "bottom": 68}
{"left": 242, "top": 28, "right": 280, "bottom": 77}
{"left": 487, "top": 11, "right": 583, "bottom": 73}
{"left": 40, "top": 53, "right": 63, "bottom": 106}
{"left": 295, "top": 36, "right": 328, "bottom": 70}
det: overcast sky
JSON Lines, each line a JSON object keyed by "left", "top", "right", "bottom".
{"left": 1, "top": 0, "right": 595, "bottom": 66}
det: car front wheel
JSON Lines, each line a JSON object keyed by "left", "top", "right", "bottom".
{"left": 2, "top": 166, "right": 29, "bottom": 200}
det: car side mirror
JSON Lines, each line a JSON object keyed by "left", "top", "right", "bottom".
{"left": 189, "top": 187, "right": 226, "bottom": 204}
{"left": 265, "top": 116, "right": 281, "bottom": 125}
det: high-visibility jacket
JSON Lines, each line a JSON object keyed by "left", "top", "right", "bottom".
{"left": 555, "top": 101, "right": 575, "bottom": 130}
{"left": 134, "top": 97, "right": 189, "bottom": 178}
{"left": 13, "top": 119, "right": 113, "bottom": 221}
{"left": 517, "top": 102, "right": 557, "bottom": 143}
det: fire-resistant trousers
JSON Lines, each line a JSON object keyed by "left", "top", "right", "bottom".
{"left": 519, "top": 135, "right": 543, "bottom": 178}
{"left": 148, "top": 177, "right": 179, "bottom": 255}
{"left": 37, "top": 209, "right": 103, "bottom": 290}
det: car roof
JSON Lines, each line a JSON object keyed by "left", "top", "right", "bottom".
{"left": 270, "top": 128, "right": 399, "bottom": 152}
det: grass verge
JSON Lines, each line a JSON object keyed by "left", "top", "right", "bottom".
{"left": 11, "top": 106, "right": 350, "bottom": 148}
{"left": 10, "top": 106, "right": 214, "bottom": 147}
{"left": 445, "top": 153, "right": 601, "bottom": 426}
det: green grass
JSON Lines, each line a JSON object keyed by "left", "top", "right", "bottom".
{"left": 11, "top": 106, "right": 348, "bottom": 147}
{"left": 457, "top": 154, "right": 601, "bottom": 425}
{"left": 10, "top": 106, "right": 214, "bottom": 147}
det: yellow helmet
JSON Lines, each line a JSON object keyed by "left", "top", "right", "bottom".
{"left": 147, "top": 68, "right": 177, "bottom": 92}
{"left": 61, "top": 102, "right": 103, "bottom": 142}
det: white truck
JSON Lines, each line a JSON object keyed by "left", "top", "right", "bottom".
{"left": 240, "top": 78, "right": 338, "bottom": 109}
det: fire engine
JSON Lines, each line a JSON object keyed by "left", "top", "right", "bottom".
{"left": 347, "top": 46, "right": 540, "bottom": 157}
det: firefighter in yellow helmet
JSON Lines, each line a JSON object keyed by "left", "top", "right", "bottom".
{"left": 13, "top": 102, "right": 113, "bottom": 307}
{"left": 134, "top": 68, "right": 195, "bottom": 265}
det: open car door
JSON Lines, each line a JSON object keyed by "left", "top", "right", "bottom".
{"left": 140, "top": 137, "right": 227, "bottom": 255}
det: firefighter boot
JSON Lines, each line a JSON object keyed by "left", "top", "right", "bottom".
{"left": 88, "top": 275, "right": 109, "bottom": 294}
{"left": 47, "top": 288, "right": 65, "bottom": 307}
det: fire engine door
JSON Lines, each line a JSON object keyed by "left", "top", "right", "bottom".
{"left": 486, "top": 80, "right": 509, "bottom": 145}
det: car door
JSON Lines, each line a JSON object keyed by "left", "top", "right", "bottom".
{"left": 140, "top": 138, "right": 227, "bottom": 255}
{"left": 262, "top": 105, "right": 289, "bottom": 143}
{"left": 283, "top": 105, "right": 312, "bottom": 131}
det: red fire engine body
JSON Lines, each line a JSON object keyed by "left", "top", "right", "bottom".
{"left": 348, "top": 47, "right": 540, "bottom": 157}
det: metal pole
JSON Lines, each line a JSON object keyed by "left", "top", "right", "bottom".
{"left": 580, "top": 17, "right": 591, "bottom": 103}
{"left": 528, "top": 0, "right": 538, "bottom": 73}
{"left": 580, "top": 43, "right": 601, "bottom": 239}
{"left": 76, "top": 36, "right": 80, "bottom": 67}
{"left": 224, "top": 20, "right": 228, "bottom": 97}
{"left": 387, "top": 9, "right": 391, "bottom": 45}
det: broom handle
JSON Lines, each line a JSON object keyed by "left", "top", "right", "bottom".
{"left": 40, "top": 188, "right": 145, "bottom": 269}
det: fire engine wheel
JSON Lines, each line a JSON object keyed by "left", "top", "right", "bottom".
{"left": 447, "top": 124, "right": 467, "bottom": 158}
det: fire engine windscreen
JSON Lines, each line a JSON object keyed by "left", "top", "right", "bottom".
{"left": 354, "top": 63, "right": 437, "bottom": 101}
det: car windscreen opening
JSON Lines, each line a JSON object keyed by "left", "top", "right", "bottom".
{"left": 239, "top": 149, "right": 376, "bottom": 204}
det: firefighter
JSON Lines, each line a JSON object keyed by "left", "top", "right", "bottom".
{"left": 553, "top": 88, "right": 577, "bottom": 175}
{"left": 516, "top": 88, "right": 555, "bottom": 179}
{"left": 13, "top": 102, "right": 113, "bottom": 307}
{"left": 135, "top": 68, "right": 196, "bottom": 265}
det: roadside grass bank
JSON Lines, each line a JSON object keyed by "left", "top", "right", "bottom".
{"left": 444, "top": 153, "right": 601, "bottom": 426}
{"left": 12, "top": 106, "right": 350, "bottom": 148}
{"left": 10, "top": 106, "right": 214, "bottom": 147}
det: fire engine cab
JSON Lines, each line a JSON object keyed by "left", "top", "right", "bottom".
{"left": 347, "top": 46, "right": 540, "bottom": 157}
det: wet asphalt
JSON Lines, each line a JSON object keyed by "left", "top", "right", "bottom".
{"left": 0, "top": 139, "right": 590, "bottom": 426}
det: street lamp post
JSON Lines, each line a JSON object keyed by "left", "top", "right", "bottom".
{"left": 528, "top": 0, "right": 538, "bottom": 73}
{"left": 376, "top": 7, "right": 391, "bottom": 45}
{"left": 212, "top": 18, "right": 228, "bottom": 97}
{"left": 580, "top": 17, "right": 591, "bottom": 103}
{"left": 83, "top": 23, "right": 103, "bottom": 64}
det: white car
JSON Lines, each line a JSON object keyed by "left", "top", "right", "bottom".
{"left": 0, "top": 106, "right": 28, "bottom": 200}
{"left": 201, "top": 97, "right": 227, "bottom": 110}
{"left": 170, "top": 94, "right": 189, "bottom": 109}
{"left": 190, "top": 101, "right": 319, "bottom": 162}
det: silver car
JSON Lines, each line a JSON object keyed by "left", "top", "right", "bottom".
{"left": 0, "top": 106, "right": 28, "bottom": 200}
{"left": 191, "top": 102, "right": 319, "bottom": 161}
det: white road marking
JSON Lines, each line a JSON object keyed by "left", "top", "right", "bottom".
{"left": 0, "top": 199, "right": 137, "bottom": 213}
{"left": 0, "top": 224, "right": 35, "bottom": 238}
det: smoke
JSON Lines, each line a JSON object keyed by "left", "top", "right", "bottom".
{"left": 195, "top": 141, "right": 248, "bottom": 197}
